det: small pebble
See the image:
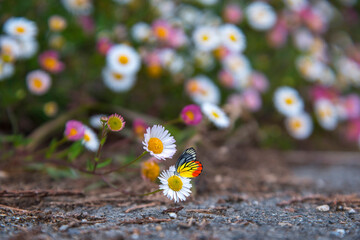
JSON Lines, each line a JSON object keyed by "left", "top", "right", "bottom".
{"left": 59, "top": 225, "right": 69, "bottom": 231}
{"left": 278, "top": 222, "right": 292, "bottom": 227}
{"left": 168, "top": 213, "right": 177, "bottom": 219}
{"left": 316, "top": 205, "right": 330, "bottom": 212}
{"left": 348, "top": 208, "right": 356, "bottom": 214}
{"left": 155, "top": 225, "right": 162, "bottom": 231}
{"left": 331, "top": 229, "right": 345, "bottom": 238}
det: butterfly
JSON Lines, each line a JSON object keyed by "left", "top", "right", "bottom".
{"left": 175, "top": 147, "right": 203, "bottom": 178}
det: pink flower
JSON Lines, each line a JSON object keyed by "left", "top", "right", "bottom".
{"left": 97, "top": 38, "right": 113, "bottom": 55}
{"left": 168, "top": 28, "right": 187, "bottom": 48}
{"left": 64, "top": 120, "right": 85, "bottom": 141}
{"left": 346, "top": 118, "right": 360, "bottom": 142}
{"left": 309, "top": 85, "right": 339, "bottom": 102}
{"left": 241, "top": 88, "right": 262, "bottom": 112}
{"left": 181, "top": 104, "right": 202, "bottom": 125}
{"left": 223, "top": 4, "right": 242, "bottom": 24}
{"left": 339, "top": 94, "right": 360, "bottom": 120}
{"left": 152, "top": 20, "right": 173, "bottom": 42}
{"left": 267, "top": 18, "right": 288, "bottom": 48}
{"left": 77, "top": 16, "right": 95, "bottom": 34}
{"left": 218, "top": 70, "right": 235, "bottom": 88}
{"left": 133, "top": 118, "right": 149, "bottom": 140}
{"left": 299, "top": 7, "right": 326, "bottom": 33}
{"left": 250, "top": 71, "right": 269, "bottom": 93}
{"left": 39, "top": 50, "right": 65, "bottom": 73}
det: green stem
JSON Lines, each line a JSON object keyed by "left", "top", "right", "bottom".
{"left": 164, "top": 117, "right": 182, "bottom": 125}
{"left": 6, "top": 107, "right": 18, "bottom": 134}
{"left": 119, "top": 151, "right": 147, "bottom": 170}
{"left": 93, "top": 124, "right": 108, "bottom": 173}
{"left": 139, "top": 189, "right": 162, "bottom": 197}
{"left": 33, "top": 137, "right": 67, "bottom": 157}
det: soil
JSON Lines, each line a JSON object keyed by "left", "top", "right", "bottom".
{"left": 0, "top": 148, "right": 360, "bottom": 240}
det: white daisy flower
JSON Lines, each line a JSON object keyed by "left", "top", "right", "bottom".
{"left": 314, "top": 99, "right": 338, "bottom": 130}
{"left": 131, "top": 22, "right": 151, "bottom": 42}
{"left": 222, "top": 54, "right": 252, "bottom": 89}
{"left": 61, "top": 0, "right": 93, "bottom": 15}
{"left": 296, "top": 55, "right": 325, "bottom": 82}
{"left": 336, "top": 57, "right": 360, "bottom": 86}
{"left": 186, "top": 75, "right": 220, "bottom": 105}
{"left": 274, "top": 87, "right": 304, "bottom": 117}
{"left": 293, "top": 28, "right": 314, "bottom": 52}
{"left": 106, "top": 44, "right": 141, "bottom": 75}
{"left": 285, "top": 112, "right": 313, "bottom": 140}
{"left": 194, "top": 50, "right": 215, "bottom": 71}
{"left": 142, "top": 125, "right": 176, "bottom": 160}
{"left": 192, "top": 26, "right": 220, "bottom": 52}
{"left": 219, "top": 24, "right": 246, "bottom": 53}
{"left": 246, "top": 2, "right": 277, "bottom": 31}
{"left": 89, "top": 114, "right": 106, "bottom": 129}
{"left": 0, "top": 36, "right": 21, "bottom": 60}
{"left": 102, "top": 67, "right": 136, "bottom": 93}
{"left": 3, "top": 17, "right": 37, "bottom": 39}
{"left": 283, "top": 0, "right": 308, "bottom": 11}
{"left": 16, "top": 38, "right": 38, "bottom": 59}
{"left": 178, "top": 5, "right": 201, "bottom": 28}
{"left": 0, "top": 61, "right": 15, "bottom": 81}
{"left": 201, "top": 102, "right": 230, "bottom": 129}
{"left": 26, "top": 70, "right": 51, "bottom": 95}
{"left": 159, "top": 166, "right": 192, "bottom": 203}
{"left": 81, "top": 126, "right": 99, "bottom": 152}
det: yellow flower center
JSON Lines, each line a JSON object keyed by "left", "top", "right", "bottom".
{"left": 291, "top": 120, "right": 302, "bottom": 130}
{"left": 202, "top": 35, "right": 209, "bottom": 41}
{"left": 84, "top": 133, "right": 90, "bottom": 142}
{"left": 156, "top": 27, "right": 168, "bottom": 39}
{"left": 229, "top": 34, "right": 237, "bottom": 42}
{"left": 16, "top": 26, "right": 25, "bottom": 34}
{"left": 75, "top": 0, "right": 86, "bottom": 6}
{"left": 212, "top": 111, "right": 220, "bottom": 119}
{"left": 107, "top": 116, "right": 124, "bottom": 131}
{"left": 118, "top": 55, "right": 129, "bottom": 65}
{"left": 167, "top": 175, "right": 183, "bottom": 192}
{"left": 32, "top": 78, "right": 43, "bottom": 89}
{"left": 135, "top": 125, "right": 145, "bottom": 137}
{"left": 50, "top": 17, "right": 66, "bottom": 31}
{"left": 141, "top": 161, "right": 160, "bottom": 182}
{"left": 185, "top": 111, "right": 195, "bottom": 121}
{"left": 285, "top": 97, "right": 294, "bottom": 105}
{"left": 319, "top": 108, "right": 331, "bottom": 118}
{"left": 69, "top": 128, "right": 78, "bottom": 137}
{"left": 44, "top": 102, "right": 58, "bottom": 117}
{"left": 147, "top": 64, "right": 162, "bottom": 78}
{"left": 44, "top": 57, "right": 57, "bottom": 69}
{"left": 148, "top": 137, "right": 164, "bottom": 154}
{"left": 187, "top": 81, "right": 199, "bottom": 93}
{"left": 112, "top": 72, "right": 123, "bottom": 81}
{"left": 255, "top": 10, "right": 266, "bottom": 21}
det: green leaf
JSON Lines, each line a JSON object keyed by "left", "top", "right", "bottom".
{"left": 97, "top": 158, "right": 112, "bottom": 169}
{"left": 86, "top": 158, "right": 94, "bottom": 171}
{"left": 67, "top": 141, "right": 84, "bottom": 161}
{"left": 46, "top": 139, "right": 58, "bottom": 158}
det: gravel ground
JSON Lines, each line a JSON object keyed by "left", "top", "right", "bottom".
{"left": 1, "top": 163, "right": 360, "bottom": 240}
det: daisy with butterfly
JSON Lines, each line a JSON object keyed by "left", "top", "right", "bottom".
{"left": 141, "top": 125, "right": 203, "bottom": 202}
{"left": 158, "top": 147, "right": 203, "bottom": 202}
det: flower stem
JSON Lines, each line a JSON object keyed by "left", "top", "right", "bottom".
{"left": 164, "top": 117, "right": 182, "bottom": 125}
{"left": 140, "top": 189, "right": 162, "bottom": 197}
{"left": 93, "top": 123, "right": 108, "bottom": 173}
{"left": 119, "top": 151, "right": 147, "bottom": 170}
{"left": 33, "top": 137, "right": 67, "bottom": 157}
